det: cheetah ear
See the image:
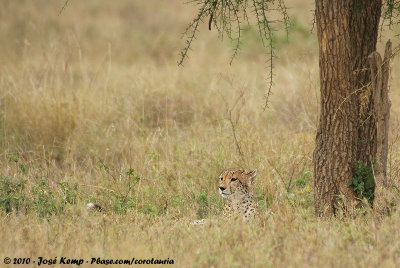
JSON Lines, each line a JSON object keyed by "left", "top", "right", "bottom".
{"left": 246, "top": 169, "right": 257, "bottom": 186}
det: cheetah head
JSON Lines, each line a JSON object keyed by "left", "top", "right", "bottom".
{"left": 218, "top": 168, "right": 257, "bottom": 201}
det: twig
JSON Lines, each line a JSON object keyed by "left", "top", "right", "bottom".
{"left": 59, "top": 0, "right": 70, "bottom": 16}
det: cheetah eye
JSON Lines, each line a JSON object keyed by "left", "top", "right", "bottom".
{"left": 231, "top": 177, "right": 238, "bottom": 182}
{"left": 219, "top": 177, "right": 223, "bottom": 181}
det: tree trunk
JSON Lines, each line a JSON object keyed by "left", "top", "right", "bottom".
{"left": 370, "top": 40, "right": 392, "bottom": 214}
{"left": 313, "top": 0, "right": 382, "bottom": 216}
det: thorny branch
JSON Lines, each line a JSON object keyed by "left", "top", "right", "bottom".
{"left": 59, "top": 0, "right": 71, "bottom": 16}
{"left": 179, "top": 0, "right": 290, "bottom": 108}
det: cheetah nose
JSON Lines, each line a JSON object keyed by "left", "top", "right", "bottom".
{"left": 219, "top": 186, "right": 226, "bottom": 191}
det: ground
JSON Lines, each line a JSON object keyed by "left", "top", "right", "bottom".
{"left": 1, "top": 0, "right": 400, "bottom": 267}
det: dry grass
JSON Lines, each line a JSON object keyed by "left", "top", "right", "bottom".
{"left": 1, "top": 0, "right": 400, "bottom": 267}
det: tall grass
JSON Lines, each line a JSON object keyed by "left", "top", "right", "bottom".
{"left": 1, "top": 0, "right": 400, "bottom": 266}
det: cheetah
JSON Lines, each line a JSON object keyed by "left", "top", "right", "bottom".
{"left": 190, "top": 168, "right": 257, "bottom": 225}
{"left": 219, "top": 168, "right": 258, "bottom": 221}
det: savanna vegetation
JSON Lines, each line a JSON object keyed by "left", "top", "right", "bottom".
{"left": 1, "top": 0, "right": 400, "bottom": 267}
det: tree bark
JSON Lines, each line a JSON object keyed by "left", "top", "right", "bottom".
{"left": 313, "top": 0, "right": 382, "bottom": 216}
{"left": 370, "top": 40, "right": 392, "bottom": 214}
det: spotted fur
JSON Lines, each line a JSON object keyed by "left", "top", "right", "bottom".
{"left": 219, "top": 168, "right": 257, "bottom": 221}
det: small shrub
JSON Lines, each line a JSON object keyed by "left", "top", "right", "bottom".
{"left": 140, "top": 200, "right": 155, "bottom": 215}
{"left": 170, "top": 195, "right": 184, "bottom": 207}
{"left": 112, "top": 192, "right": 136, "bottom": 214}
{"left": 31, "top": 179, "right": 58, "bottom": 218}
{"left": 196, "top": 191, "right": 209, "bottom": 218}
{"left": 6, "top": 153, "right": 19, "bottom": 163}
{"left": 0, "top": 176, "right": 27, "bottom": 213}
{"left": 255, "top": 188, "right": 271, "bottom": 209}
{"left": 18, "top": 163, "right": 27, "bottom": 174}
{"left": 58, "top": 181, "right": 78, "bottom": 205}
{"left": 6, "top": 153, "right": 28, "bottom": 174}
{"left": 296, "top": 170, "right": 311, "bottom": 187}
{"left": 97, "top": 161, "right": 140, "bottom": 214}
{"left": 347, "top": 160, "right": 376, "bottom": 206}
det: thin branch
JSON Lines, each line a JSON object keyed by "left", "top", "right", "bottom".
{"left": 209, "top": 0, "right": 218, "bottom": 30}
{"left": 178, "top": 4, "right": 208, "bottom": 66}
{"left": 180, "top": 0, "right": 289, "bottom": 108}
{"left": 277, "top": 0, "right": 291, "bottom": 41}
{"left": 229, "top": 0, "right": 242, "bottom": 64}
{"left": 59, "top": 0, "right": 70, "bottom": 16}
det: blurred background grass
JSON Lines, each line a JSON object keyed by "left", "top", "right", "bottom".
{"left": 1, "top": 0, "right": 400, "bottom": 267}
